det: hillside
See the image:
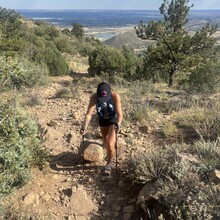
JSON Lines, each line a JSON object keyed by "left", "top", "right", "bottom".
{"left": 1, "top": 7, "right": 220, "bottom": 220}
{"left": 1, "top": 73, "right": 220, "bottom": 220}
{"left": 103, "top": 28, "right": 150, "bottom": 50}
{"left": 1, "top": 75, "right": 152, "bottom": 220}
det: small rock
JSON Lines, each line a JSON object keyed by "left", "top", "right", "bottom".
{"left": 123, "top": 205, "right": 135, "bottom": 213}
{"left": 47, "top": 120, "right": 59, "bottom": 127}
{"left": 141, "top": 125, "right": 151, "bottom": 133}
{"left": 65, "top": 178, "right": 72, "bottom": 182}
{"left": 101, "top": 176, "right": 107, "bottom": 182}
{"left": 72, "top": 186, "right": 77, "bottom": 193}
{"left": 118, "top": 180, "right": 124, "bottom": 188}
{"left": 137, "top": 182, "right": 157, "bottom": 206}
{"left": 23, "top": 192, "right": 39, "bottom": 205}
{"left": 70, "top": 185, "right": 95, "bottom": 217}
{"left": 53, "top": 175, "right": 59, "bottom": 179}
{"left": 209, "top": 169, "right": 220, "bottom": 184}
{"left": 41, "top": 193, "right": 51, "bottom": 201}
{"left": 112, "top": 211, "right": 120, "bottom": 218}
{"left": 72, "top": 120, "right": 81, "bottom": 125}
{"left": 129, "top": 198, "right": 136, "bottom": 204}
{"left": 123, "top": 212, "right": 132, "bottom": 220}
{"left": 113, "top": 205, "right": 121, "bottom": 212}
{"left": 94, "top": 205, "right": 99, "bottom": 212}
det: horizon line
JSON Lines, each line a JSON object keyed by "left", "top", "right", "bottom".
{"left": 15, "top": 8, "right": 220, "bottom": 11}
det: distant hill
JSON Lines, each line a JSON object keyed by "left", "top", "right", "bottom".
{"left": 103, "top": 19, "right": 220, "bottom": 50}
{"left": 103, "top": 28, "right": 154, "bottom": 51}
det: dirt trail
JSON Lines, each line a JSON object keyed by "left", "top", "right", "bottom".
{"left": 2, "top": 74, "right": 143, "bottom": 220}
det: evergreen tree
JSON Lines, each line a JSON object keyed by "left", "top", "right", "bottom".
{"left": 88, "top": 45, "right": 126, "bottom": 75}
{"left": 135, "top": 0, "right": 217, "bottom": 87}
{"left": 0, "top": 7, "right": 21, "bottom": 37}
{"left": 122, "top": 45, "right": 137, "bottom": 71}
{"left": 71, "top": 23, "right": 84, "bottom": 39}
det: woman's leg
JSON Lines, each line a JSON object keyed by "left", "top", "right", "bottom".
{"left": 100, "top": 124, "right": 116, "bottom": 165}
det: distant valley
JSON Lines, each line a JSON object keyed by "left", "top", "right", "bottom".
{"left": 18, "top": 9, "right": 220, "bottom": 49}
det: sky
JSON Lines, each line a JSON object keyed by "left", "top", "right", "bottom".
{"left": 0, "top": 0, "right": 220, "bottom": 10}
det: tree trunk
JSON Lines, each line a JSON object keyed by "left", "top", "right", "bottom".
{"left": 168, "top": 72, "right": 174, "bottom": 87}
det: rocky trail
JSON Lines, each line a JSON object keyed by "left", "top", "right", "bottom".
{"left": 2, "top": 75, "right": 150, "bottom": 220}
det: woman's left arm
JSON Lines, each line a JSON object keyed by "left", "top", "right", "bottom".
{"left": 113, "top": 92, "right": 123, "bottom": 127}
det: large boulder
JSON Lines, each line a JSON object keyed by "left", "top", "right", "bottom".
{"left": 83, "top": 143, "right": 104, "bottom": 162}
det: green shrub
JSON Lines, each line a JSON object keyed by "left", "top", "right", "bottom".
{"left": 0, "top": 204, "right": 43, "bottom": 220}
{"left": 44, "top": 41, "right": 69, "bottom": 76}
{"left": 0, "top": 55, "right": 49, "bottom": 91}
{"left": 121, "top": 45, "right": 138, "bottom": 74}
{"left": 45, "top": 25, "right": 59, "bottom": 40}
{"left": 0, "top": 100, "right": 49, "bottom": 197}
{"left": 125, "top": 148, "right": 173, "bottom": 184}
{"left": 132, "top": 105, "right": 160, "bottom": 123}
{"left": 0, "top": 12, "right": 69, "bottom": 77}
{"left": 19, "top": 58, "right": 49, "bottom": 87}
{"left": 189, "top": 61, "right": 220, "bottom": 94}
{"left": 156, "top": 177, "right": 219, "bottom": 220}
{"left": 54, "top": 88, "right": 72, "bottom": 99}
{"left": 24, "top": 92, "right": 45, "bottom": 107}
{"left": 173, "top": 100, "right": 220, "bottom": 141}
{"left": 0, "top": 7, "right": 21, "bottom": 37}
{"left": 189, "top": 138, "right": 220, "bottom": 175}
{"left": 0, "top": 55, "right": 23, "bottom": 90}
{"left": 88, "top": 45, "right": 126, "bottom": 75}
{"left": 54, "top": 37, "right": 77, "bottom": 54}
{"left": 118, "top": 81, "right": 160, "bottom": 125}
{"left": 191, "top": 113, "right": 220, "bottom": 141}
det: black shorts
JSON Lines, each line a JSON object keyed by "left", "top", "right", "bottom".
{"left": 99, "top": 116, "right": 117, "bottom": 127}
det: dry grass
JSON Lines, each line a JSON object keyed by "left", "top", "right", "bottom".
{"left": 162, "top": 121, "right": 177, "bottom": 138}
{"left": 64, "top": 53, "right": 89, "bottom": 73}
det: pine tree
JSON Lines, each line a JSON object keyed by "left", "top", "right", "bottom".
{"left": 136, "top": 0, "right": 217, "bottom": 87}
{"left": 71, "top": 23, "right": 84, "bottom": 39}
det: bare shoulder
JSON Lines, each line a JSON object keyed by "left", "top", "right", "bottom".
{"left": 89, "top": 93, "right": 97, "bottom": 105}
{"left": 112, "top": 91, "right": 121, "bottom": 102}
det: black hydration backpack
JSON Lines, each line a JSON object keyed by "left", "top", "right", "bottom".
{"left": 96, "top": 82, "right": 116, "bottom": 120}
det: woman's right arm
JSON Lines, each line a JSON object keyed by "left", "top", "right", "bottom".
{"left": 80, "top": 93, "right": 96, "bottom": 134}
{"left": 113, "top": 92, "right": 123, "bottom": 131}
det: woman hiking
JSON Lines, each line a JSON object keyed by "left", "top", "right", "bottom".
{"left": 80, "top": 82, "right": 123, "bottom": 175}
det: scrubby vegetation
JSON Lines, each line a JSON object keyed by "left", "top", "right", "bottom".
{"left": 0, "top": 7, "right": 103, "bottom": 80}
{"left": 0, "top": 6, "right": 103, "bottom": 200}
{"left": 0, "top": 49, "right": 49, "bottom": 198}
{"left": 121, "top": 4, "right": 220, "bottom": 218}
{"left": 0, "top": 99, "right": 49, "bottom": 197}
{"left": 120, "top": 79, "right": 220, "bottom": 219}
{"left": 125, "top": 139, "right": 220, "bottom": 219}
{"left": 0, "top": 0, "right": 220, "bottom": 219}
